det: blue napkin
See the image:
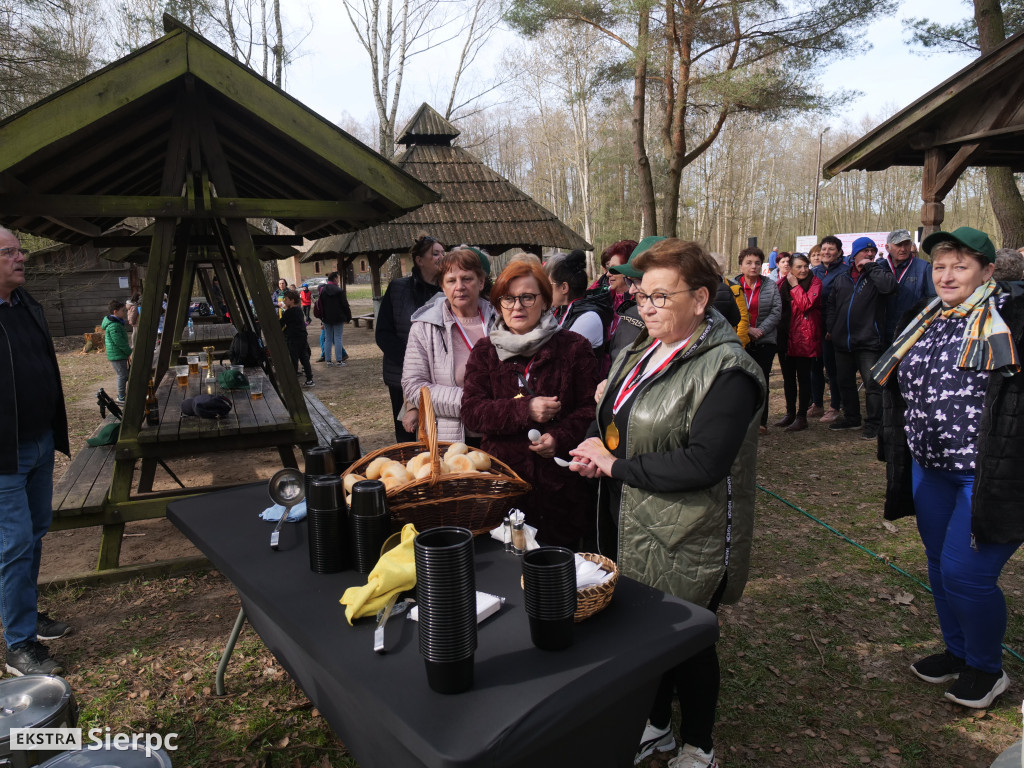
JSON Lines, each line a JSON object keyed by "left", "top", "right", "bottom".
{"left": 259, "top": 501, "right": 307, "bottom": 522}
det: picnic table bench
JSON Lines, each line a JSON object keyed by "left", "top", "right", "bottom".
{"left": 351, "top": 313, "right": 375, "bottom": 329}
{"left": 49, "top": 368, "right": 352, "bottom": 575}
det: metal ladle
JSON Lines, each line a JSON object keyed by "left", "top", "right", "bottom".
{"left": 268, "top": 467, "right": 304, "bottom": 550}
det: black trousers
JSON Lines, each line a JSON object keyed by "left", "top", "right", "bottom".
{"left": 649, "top": 576, "right": 727, "bottom": 753}
{"left": 834, "top": 347, "right": 883, "bottom": 427}
{"left": 288, "top": 342, "right": 312, "bottom": 382}
{"left": 810, "top": 339, "right": 842, "bottom": 410}
{"left": 780, "top": 354, "right": 814, "bottom": 417}
{"left": 388, "top": 384, "right": 417, "bottom": 443}
{"left": 745, "top": 342, "right": 776, "bottom": 426}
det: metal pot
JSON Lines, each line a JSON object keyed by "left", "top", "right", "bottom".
{"left": 0, "top": 675, "right": 78, "bottom": 768}
{"left": 38, "top": 745, "right": 172, "bottom": 767}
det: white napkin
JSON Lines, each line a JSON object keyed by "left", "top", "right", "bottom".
{"left": 488, "top": 521, "right": 540, "bottom": 551}
{"left": 575, "top": 553, "right": 614, "bottom": 589}
{"left": 408, "top": 591, "right": 504, "bottom": 624}
{"left": 259, "top": 501, "right": 307, "bottom": 522}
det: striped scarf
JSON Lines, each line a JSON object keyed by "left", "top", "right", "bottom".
{"left": 871, "top": 280, "right": 1019, "bottom": 386}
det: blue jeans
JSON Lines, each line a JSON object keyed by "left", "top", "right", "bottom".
{"left": 319, "top": 327, "right": 347, "bottom": 360}
{"left": 912, "top": 461, "right": 1021, "bottom": 673}
{"left": 0, "top": 432, "right": 54, "bottom": 648}
{"left": 323, "top": 323, "right": 345, "bottom": 363}
{"left": 111, "top": 359, "right": 129, "bottom": 401}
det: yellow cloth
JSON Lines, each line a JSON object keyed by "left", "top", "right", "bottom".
{"left": 339, "top": 523, "right": 418, "bottom": 624}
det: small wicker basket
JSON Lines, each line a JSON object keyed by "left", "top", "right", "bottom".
{"left": 574, "top": 553, "right": 619, "bottom": 622}
{"left": 340, "top": 387, "right": 530, "bottom": 535}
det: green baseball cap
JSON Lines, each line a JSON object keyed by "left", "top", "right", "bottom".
{"left": 921, "top": 226, "right": 996, "bottom": 264}
{"left": 608, "top": 235, "right": 666, "bottom": 279}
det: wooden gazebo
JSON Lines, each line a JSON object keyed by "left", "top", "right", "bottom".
{"left": 824, "top": 30, "right": 1024, "bottom": 237}
{"left": 0, "top": 16, "right": 436, "bottom": 569}
{"left": 302, "top": 103, "right": 592, "bottom": 295}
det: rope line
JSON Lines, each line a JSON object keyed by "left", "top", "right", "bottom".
{"left": 756, "top": 484, "right": 1024, "bottom": 665}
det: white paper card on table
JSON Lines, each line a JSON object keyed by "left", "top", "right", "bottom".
{"left": 408, "top": 591, "right": 503, "bottom": 624}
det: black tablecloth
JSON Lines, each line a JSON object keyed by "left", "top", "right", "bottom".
{"left": 168, "top": 484, "right": 718, "bottom": 768}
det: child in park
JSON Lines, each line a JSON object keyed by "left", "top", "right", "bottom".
{"left": 102, "top": 299, "right": 132, "bottom": 403}
{"left": 281, "top": 291, "right": 313, "bottom": 386}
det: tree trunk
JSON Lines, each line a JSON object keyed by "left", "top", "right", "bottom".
{"left": 273, "top": 0, "right": 284, "bottom": 86}
{"left": 974, "top": 0, "right": 1024, "bottom": 246}
{"left": 632, "top": 10, "right": 657, "bottom": 236}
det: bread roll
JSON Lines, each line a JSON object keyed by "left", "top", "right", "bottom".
{"left": 381, "top": 464, "right": 413, "bottom": 485}
{"left": 447, "top": 453, "right": 476, "bottom": 473}
{"left": 466, "top": 450, "right": 491, "bottom": 471}
{"left": 414, "top": 463, "right": 432, "bottom": 480}
{"left": 365, "top": 457, "right": 391, "bottom": 480}
{"left": 380, "top": 461, "right": 407, "bottom": 479}
{"left": 383, "top": 476, "right": 406, "bottom": 492}
{"left": 406, "top": 451, "right": 431, "bottom": 475}
{"left": 343, "top": 473, "right": 365, "bottom": 493}
{"left": 444, "top": 442, "right": 469, "bottom": 458}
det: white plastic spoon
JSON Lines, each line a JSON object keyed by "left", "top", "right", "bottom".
{"left": 553, "top": 456, "right": 585, "bottom": 469}
{"left": 528, "top": 429, "right": 541, "bottom": 443}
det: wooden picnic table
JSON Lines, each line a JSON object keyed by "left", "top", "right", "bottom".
{"left": 173, "top": 322, "right": 237, "bottom": 356}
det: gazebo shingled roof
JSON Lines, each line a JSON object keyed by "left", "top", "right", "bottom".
{"left": 302, "top": 103, "right": 591, "bottom": 263}
{"left": 823, "top": 29, "right": 1024, "bottom": 236}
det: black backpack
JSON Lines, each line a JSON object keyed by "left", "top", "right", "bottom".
{"left": 229, "top": 330, "right": 265, "bottom": 367}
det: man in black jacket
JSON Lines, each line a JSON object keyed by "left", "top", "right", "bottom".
{"left": 318, "top": 272, "right": 352, "bottom": 367}
{"left": 0, "top": 227, "right": 72, "bottom": 676}
{"left": 825, "top": 236, "right": 897, "bottom": 439}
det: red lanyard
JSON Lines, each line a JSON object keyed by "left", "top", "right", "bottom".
{"left": 522, "top": 357, "right": 536, "bottom": 383}
{"left": 452, "top": 309, "right": 485, "bottom": 352}
{"left": 612, "top": 338, "right": 691, "bottom": 414}
{"left": 884, "top": 255, "right": 913, "bottom": 284}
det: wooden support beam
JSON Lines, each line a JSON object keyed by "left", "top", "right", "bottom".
{"left": 0, "top": 193, "right": 374, "bottom": 221}
{"left": 93, "top": 234, "right": 304, "bottom": 247}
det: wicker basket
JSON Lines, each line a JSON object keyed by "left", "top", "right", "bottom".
{"left": 574, "top": 553, "right": 619, "bottom": 622}
{"left": 520, "top": 552, "right": 619, "bottom": 622}
{"left": 341, "top": 387, "right": 530, "bottom": 535}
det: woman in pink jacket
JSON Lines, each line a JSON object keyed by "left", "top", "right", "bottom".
{"left": 401, "top": 249, "right": 497, "bottom": 443}
{"left": 776, "top": 253, "right": 823, "bottom": 432}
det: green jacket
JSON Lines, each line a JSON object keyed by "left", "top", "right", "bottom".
{"left": 102, "top": 315, "right": 132, "bottom": 361}
{"left": 597, "top": 315, "right": 764, "bottom": 607}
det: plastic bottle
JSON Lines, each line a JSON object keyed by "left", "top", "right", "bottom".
{"left": 187, "top": 318, "right": 194, "bottom": 336}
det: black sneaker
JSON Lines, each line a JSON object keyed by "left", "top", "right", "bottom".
{"left": 36, "top": 613, "right": 71, "bottom": 641}
{"left": 944, "top": 667, "right": 1010, "bottom": 708}
{"left": 861, "top": 425, "right": 879, "bottom": 440}
{"left": 303, "top": 380, "right": 315, "bottom": 387}
{"left": 316, "top": 357, "right": 325, "bottom": 363}
{"left": 911, "top": 650, "right": 965, "bottom": 684}
{"left": 828, "top": 417, "right": 862, "bottom": 431}
{"left": 6, "top": 641, "right": 63, "bottom": 676}
{"left": 342, "top": 353, "right": 350, "bottom": 362}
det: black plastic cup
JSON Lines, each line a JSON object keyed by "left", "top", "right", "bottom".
{"left": 307, "top": 475, "right": 348, "bottom": 573}
{"left": 528, "top": 615, "right": 574, "bottom": 651}
{"left": 330, "top": 434, "right": 361, "bottom": 474}
{"left": 349, "top": 480, "right": 390, "bottom": 573}
{"left": 414, "top": 527, "right": 476, "bottom": 693}
{"left": 304, "top": 446, "right": 336, "bottom": 501}
{"left": 522, "top": 547, "right": 577, "bottom": 648}
{"left": 424, "top": 656, "right": 474, "bottom": 695}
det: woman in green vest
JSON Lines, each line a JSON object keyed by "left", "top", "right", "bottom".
{"left": 570, "top": 237, "right": 764, "bottom": 768}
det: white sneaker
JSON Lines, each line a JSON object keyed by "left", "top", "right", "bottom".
{"left": 634, "top": 721, "right": 676, "bottom": 764}
{"left": 667, "top": 744, "right": 718, "bottom": 768}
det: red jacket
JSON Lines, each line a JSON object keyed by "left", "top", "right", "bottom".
{"left": 784, "top": 276, "right": 823, "bottom": 358}
{"left": 462, "top": 329, "right": 598, "bottom": 547}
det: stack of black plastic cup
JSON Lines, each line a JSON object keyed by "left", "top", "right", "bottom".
{"left": 414, "top": 526, "right": 477, "bottom": 694}
{"left": 307, "top": 474, "right": 348, "bottom": 573}
{"left": 349, "top": 479, "right": 391, "bottom": 574}
{"left": 330, "top": 434, "right": 361, "bottom": 475}
{"left": 522, "top": 547, "right": 578, "bottom": 651}
{"left": 303, "top": 446, "right": 336, "bottom": 502}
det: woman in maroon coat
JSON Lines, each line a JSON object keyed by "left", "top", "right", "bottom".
{"left": 775, "top": 253, "right": 823, "bottom": 432}
{"left": 462, "top": 259, "right": 599, "bottom": 547}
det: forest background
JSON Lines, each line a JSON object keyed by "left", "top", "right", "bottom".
{"left": 4, "top": 0, "right": 1024, "bottom": 271}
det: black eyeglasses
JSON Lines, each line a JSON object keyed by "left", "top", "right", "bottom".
{"left": 634, "top": 289, "right": 697, "bottom": 308}
{"left": 0, "top": 247, "right": 28, "bottom": 258}
{"left": 499, "top": 293, "right": 538, "bottom": 309}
